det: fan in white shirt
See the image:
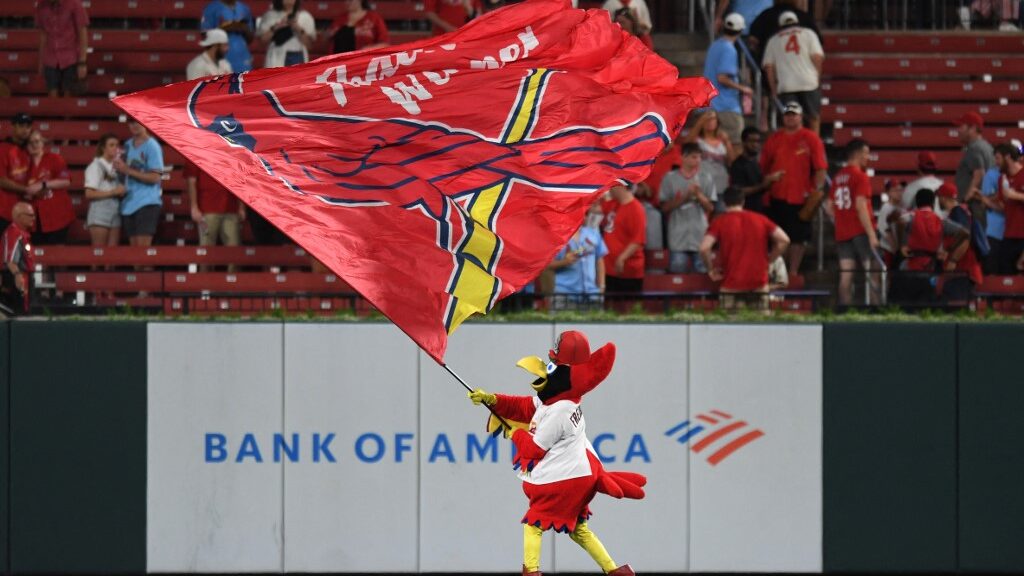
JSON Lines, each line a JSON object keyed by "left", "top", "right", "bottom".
{"left": 186, "top": 28, "right": 233, "bottom": 81}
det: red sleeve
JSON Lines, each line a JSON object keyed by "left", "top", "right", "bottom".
{"left": 810, "top": 134, "right": 827, "bottom": 171}
{"left": 854, "top": 171, "right": 872, "bottom": 200}
{"left": 760, "top": 213, "right": 777, "bottom": 238}
{"left": 511, "top": 429, "right": 548, "bottom": 471}
{"left": 492, "top": 393, "right": 536, "bottom": 423}
{"left": 626, "top": 201, "right": 645, "bottom": 245}
{"left": 373, "top": 12, "right": 389, "bottom": 43}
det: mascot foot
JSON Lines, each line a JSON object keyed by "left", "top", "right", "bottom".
{"left": 522, "top": 565, "right": 542, "bottom": 576}
{"left": 607, "top": 564, "right": 635, "bottom": 576}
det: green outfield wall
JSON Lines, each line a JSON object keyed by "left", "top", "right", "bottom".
{"left": 0, "top": 320, "right": 1020, "bottom": 574}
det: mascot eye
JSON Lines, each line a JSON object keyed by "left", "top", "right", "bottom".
{"left": 546, "top": 361, "right": 557, "bottom": 374}
{"left": 219, "top": 119, "right": 237, "bottom": 133}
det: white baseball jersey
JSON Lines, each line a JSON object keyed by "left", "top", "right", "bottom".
{"left": 518, "top": 397, "right": 593, "bottom": 485}
{"left": 762, "top": 26, "right": 824, "bottom": 93}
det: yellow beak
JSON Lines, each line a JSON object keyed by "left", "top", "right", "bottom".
{"left": 516, "top": 355, "right": 548, "bottom": 391}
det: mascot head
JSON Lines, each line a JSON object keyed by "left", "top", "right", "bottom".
{"left": 516, "top": 330, "right": 616, "bottom": 405}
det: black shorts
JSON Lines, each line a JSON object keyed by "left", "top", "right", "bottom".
{"left": 122, "top": 204, "right": 161, "bottom": 238}
{"left": 779, "top": 89, "right": 822, "bottom": 120}
{"left": 836, "top": 234, "right": 877, "bottom": 266}
{"left": 768, "top": 200, "right": 812, "bottom": 244}
{"left": 43, "top": 65, "right": 83, "bottom": 96}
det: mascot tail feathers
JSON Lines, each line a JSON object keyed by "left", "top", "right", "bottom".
{"left": 596, "top": 470, "right": 647, "bottom": 500}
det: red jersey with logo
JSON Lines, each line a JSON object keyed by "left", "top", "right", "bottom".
{"left": 706, "top": 210, "right": 777, "bottom": 291}
{"left": 760, "top": 127, "right": 827, "bottom": 205}
{"left": 831, "top": 165, "right": 875, "bottom": 242}
{"left": 2, "top": 223, "right": 33, "bottom": 310}
{"left": 905, "top": 207, "right": 943, "bottom": 272}
{"left": 1000, "top": 168, "right": 1024, "bottom": 240}
{"left": 601, "top": 197, "right": 646, "bottom": 279}
{"left": 184, "top": 161, "right": 240, "bottom": 214}
{"left": 424, "top": 0, "right": 480, "bottom": 35}
{"left": 330, "top": 10, "right": 389, "bottom": 51}
{"left": 0, "top": 142, "right": 22, "bottom": 222}
{"left": 28, "top": 153, "right": 74, "bottom": 233}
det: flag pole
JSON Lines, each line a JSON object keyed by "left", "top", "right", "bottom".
{"left": 443, "top": 363, "right": 515, "bottom": 432}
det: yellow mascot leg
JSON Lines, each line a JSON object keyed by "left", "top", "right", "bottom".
{"left": 569, "top": 522, "right": 617, "bottom": 573}
{"left": 523, "top": 524, "right": 544, "bottom": 573}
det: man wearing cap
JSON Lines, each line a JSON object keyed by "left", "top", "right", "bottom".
{"left": 714, "top": 0, "right": 772, "bottom": 34}
{"left": 894, "top": 188, "right": 968, "bottom": 304}
{"left": 0, "top": 114, "right": 35, "bottom": 232}
{"left": 973, "top": 144, "right": 1011, "bottom": 273}
{"left": 826, "top": 139, "right": 881, "bottom": 305}
{"left": 762, "top": 10, "right": 825, "bottom": 134}
{"left": 201, "top": 0, "right": 255, "bottom": 73}
{"left": 902, "top": 150, "right": 944, "bottom": 211}
{"left": 760, "top": 101, "right": 827, "bottom": 275}
{"left": 36, "top": 0, "right": 90, "bottom": 98}
{"left": 703, "top": 13, "right": 752, "bottom": 145}
{"left": 936, "top": 182, "right": 982, "bottom": 302}
{"left": 187, "top": 29, "right": 233, "bottom": 81}
{"left": 954, "top": 111, "right": 994, "bottom": 225}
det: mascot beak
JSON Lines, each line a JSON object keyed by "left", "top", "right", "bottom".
{"left": 516, "top": 356, "right": 549, "bottom": 392}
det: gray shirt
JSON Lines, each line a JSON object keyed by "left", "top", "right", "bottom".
{"left": 956, "top": 137, "right": 994, "bottom": 201}
{"left": 659, "top": 168, "right": 717, "bottom": 251}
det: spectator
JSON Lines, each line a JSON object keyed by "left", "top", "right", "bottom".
{"left": 660, "top": 142, "right": 716, "bottom": 273}
{"left": 761, "top": 101, "right": 826, "bottom": 275}
{"left": 748, "top": 0, "right": 819, "bottom": 58}
{"left": 201, "top": 0, "right": 255, "bottom": 73}
{"left": 703, "top": 13, "right": 751, "bottom": 146}
{"left": 826, "top": 139, "right": 880, "bottom": 305}
{"left": 700, "top": 186, "right": 790, "bottom": 311}
{"left": 995, "top": 142, "right": 1024, "bottom": 274}
{"left": 84, "top": 133, "right": 125, "bottom": 248}
{"left": 115, "top": 119, "right": 163, "bottom": 247}
{"left": 893, "top": 188, "right": 968, "bottom": 304}
{"left": 3, "top": 113, "right": 33, "bottom": 148}
{"left": 877, "top": 179, "right": 906, "bottom": 269}
{"left": 185, "top": 160, "right": 244, "bottom": 249}
{"left": 970, "top": 0, "right": 1021, "bottom": 30}
{"left": 686, "top": 111, "right": 735, "bottom": 199}
{"left": 974, "top": 145, "right": 1009, "bottom": 273}
{"left": 0, "top": 114, "right": 35, "bottom": 231}
{"left": 549, "top": 201, "right": 607, "bottom": 308}
{"left": 601, "top": 184, "right": 646, "bottom": 295}
{"left": 603, "top": 0, "right": 653, "bottom": 44}
{"left": 257, "top": 0, "right": 316, "bottom": 68}
{"left": 936, "top": 183, "right": 983, "bottom": 303}
{"left": 23, "top": 130, "right": 73, "bottom": 245}
{"left": 714, "top": 0, "right": 772, "bottom": 33}
{"left": 1, "top": 203, "right": 36, "bottom": 315}
{"left": 187, "top": 29, "right": 232, "bottom": 81}
{"left": 762, "top": 11, "right": 825, "bottom": 134}
{"left": 327, "top": 0, "right": 389, "bottom": 55}
{"left": 612, "top": 7, "right": 645, "bottom": 41}
{"left": 633, "top": 182, "right": 663, "bottom": 250}
{"left": 424, "top": 0, "right": 478, "bottom": 36}
{"left": 902, "top": 150, "right": 943, "bottom": 210}
{"left": 643, "top": 140, "right": 681, "bottom": 209}
{"left": 36, "top": 0, "right": 90, "bottom": 98}
{"left": 954, "top": 111, "right": 994, "bottom": 224}
{"left": 729, "top": 126, "right": 782, "bottom": 213}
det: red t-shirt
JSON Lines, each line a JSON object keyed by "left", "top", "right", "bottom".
{"left": 831, "top": 165, "right": 875, "bottom": 243}
{"left": 184, "top": 161, "right": 240, "bottom": 214}
{"left": 642, "top": 145, "right": 682, "bottom": 208}
{"left": 27, "top": 153, "right": 74, "bottom": 233}
{"left": 760, "top": 127, "right": 827, "bottom": 205}
{"left": 905, "top": 207, "right": 944, "bottom": 272}
{"left": 706, "top": 210, "right": 778, "bottom": 291}
{"left": 1000, "top": 168, "right": 1024, "bottom": 240}
{"left": 0, "top": 142, "right": 23, "bottom": 223}
{"left": 2, "top": 223, "right": 33, "bottom": 309}
{"left": 330, "top": 11, "right": 389, "bottom": 51}
{"left": 601, "top": 197, "right": 646, "bottom": 279}
{"left": 424, "top": 0, "right": 478, "bottom": 35}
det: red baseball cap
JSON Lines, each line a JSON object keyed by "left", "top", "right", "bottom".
{"left": 953, "top": 111, "right": 984, "bottom": 129}
{"left": 936, "top": 182, "right": 958, "bottom": 199}
{"left": 917, "top": 151, "right": 937, "bottom": 171}
{"left": 549, "top": 330, "right": 591, "bottom": 366}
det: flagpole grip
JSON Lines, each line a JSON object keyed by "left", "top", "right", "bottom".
{"left": 443, "top": 363, "right": 515, "bottom": 432}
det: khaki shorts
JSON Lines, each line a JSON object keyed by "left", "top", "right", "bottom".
{"left": 719, "top": 288, "right": 769, "bottom": 312}
{"left": 200, "top": 213, "right": 241, "bottom": 246}
{"left": 717, "top": 111, "right": 744, "bottom": 145}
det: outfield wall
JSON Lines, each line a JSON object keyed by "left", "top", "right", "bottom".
{"left": 0, "top": 321, "right": 1021, "bottom": 574}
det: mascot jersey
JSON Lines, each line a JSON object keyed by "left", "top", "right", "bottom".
{"left": 518, "top": 397, "right": 591, "bottom": 485}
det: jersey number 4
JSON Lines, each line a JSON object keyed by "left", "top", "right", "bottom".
{"left": 785, "top": 34, "right": 801, "bottom": 54}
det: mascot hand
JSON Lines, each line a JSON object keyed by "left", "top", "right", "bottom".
{"left": 468, "top": 388, "right": 497, "bottom": 406}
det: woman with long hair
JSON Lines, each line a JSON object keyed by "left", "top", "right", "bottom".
{"left": 327, "top": 0, "right": 389, "bottom": 54}
{"left": 84, "top": 133, "right": 126, "bottom": 247}
{"left": 257, "top": 0, "right": 317, "bottom": 68}
{"left": 686, "top": 110, "right": 737, "bottom": 205}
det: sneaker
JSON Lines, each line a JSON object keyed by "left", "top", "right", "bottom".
{"left": 998, "top": 21, "right": 1020, "bottom": 31}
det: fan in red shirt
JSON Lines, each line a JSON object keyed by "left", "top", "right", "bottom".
{"left": 936, "top": 182, "right": 982, "bottom": 303}
{"left": 826, "top": 139, "right": 881, "bottom": 305}
{"left": 1, "top": 202, "right": 35, "bottom": 314}
{"left": 760, "top": 102, "right": 827, "bottom": 275}
{"left": 424, "top": 0, "right": 481, "bottom": 35}
{"left": 23, "top": 130, "right": 74, "bottom": 244}
{"left": 995, "top": 142, "right": 1024, "bottom": 273}
{"left": 601, "top": 184, "right": 646, "bottom": 295}
{"left": 326, "top": 0, "right": 389, "bottom": 54}
{"left": 700, "top": 186, "right": 790, "bottom": 310}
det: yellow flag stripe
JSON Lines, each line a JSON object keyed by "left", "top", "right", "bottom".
{"left": 504, "top": 69, "right": 547, "bottom": 144}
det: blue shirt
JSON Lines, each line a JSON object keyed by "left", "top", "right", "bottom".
{"left": 121, "top": 136, "right": 163, "bottom": 215}
{"left": 553, "top": 227, "right": 608, "bottom": 296}
{"left": 201, "top": 1, "right": 254, "bottom": 72}
{"left": 981, "top": 166, "right": 1005, "bottom": 240}
{"left": 727, "top": 0, "right": 772, "bottom": 33}
{"left": 704, "top": 38, "right": 741, "bottom": 113}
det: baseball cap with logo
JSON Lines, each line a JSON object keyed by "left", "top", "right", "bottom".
{"left": 12, "top": 112, "right": 33, "bottom": 125}
{"left": 549, "top": 330, "right": 591, "bottom": 366}
{"left": 953, "top": 111, "right": 984, "bottom": 129}
{"left": 723, "top": 12, "right": 746, "bottom": 33}
{"left": 936, "top": 182, "right": 958, "bottom": 199}
{"left": 199, "top": 28, "right": 229, "bottom": 47}
{"left": 783, "top": 101, "right": 803, "bottom": 115}
{"left": 779, "top": 11, "right": 799, "bottom": 26}
{"left": 917, "top": 151, "right": 937, "bottom": 171}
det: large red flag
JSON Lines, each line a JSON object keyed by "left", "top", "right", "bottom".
{"left": 113, "top": 0, "right": 713, "bottom": 362}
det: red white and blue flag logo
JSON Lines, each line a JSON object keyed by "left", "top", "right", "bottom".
{"left": 665, "top": 410, "right": 765, "bottom": 466}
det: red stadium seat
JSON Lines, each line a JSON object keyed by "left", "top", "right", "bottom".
{"left": 822, "top": 102, "right": 1023, "bottom": 125}
{"left": 6, "top": 97, "right": 122, "bottom": 119}
{"left": 48, "top": 144, "right": 185, "bottom": 167}
{"left": 163, "top": 272, "right": 354, "bottom": 293}
{"left": 978, "top": 275, "right": 1024, "bottom": 295}
{"left": 865, "top": 150, "right": 962, "bottom": 173}
{"left": 824, "top": 33, "right": 1024, "bottom": 55}
{"left": 36, "top": 119, "right": 127, "bottom": 141}
{"left": 832, "top": 126, "right": 1024, "bottom": 148}
{"left": 34, "top": 245, "right": 313, "bottom": 268}
{"left": 822, "top": 80, "right": 1023, "bottom": 102}
{"left": 10, "top": 73, "right": 184, "bottom": 96}
{"left": 55, "top": 271, "right": 164, "bottom": 292}
{"left": 825, "top": 56, "right": 1024, "bottom": 79}
{"left": 643, "top": 273, "right": 717, "bottom": 293}
{"left": 645, "top": 249, "right": 668, "bottom": 271}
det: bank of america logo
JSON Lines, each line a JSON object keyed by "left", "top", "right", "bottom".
{"left": 664, "top": 410, "right": 765, "bottom": 466}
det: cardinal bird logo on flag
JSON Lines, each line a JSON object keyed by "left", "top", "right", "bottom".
{"left": 114, "top": 0, "right": 714, "bottom": 362}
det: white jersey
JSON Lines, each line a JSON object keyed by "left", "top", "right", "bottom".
{"left": 519, "top": 397, "right": 593, "bottom": 485}
{"left": 762, "top": 26, "right": 823, "bottom": 93}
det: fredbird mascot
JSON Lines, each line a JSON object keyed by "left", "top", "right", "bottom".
{"left": 468, "top": 330, "right": 646, "bottom": 576}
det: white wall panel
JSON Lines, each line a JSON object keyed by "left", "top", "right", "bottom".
{"left": 688, "top": 325, "right": 823, "bottom": 572}
{"left": 147, "top": 323, "right": 284, "bottom": 573}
